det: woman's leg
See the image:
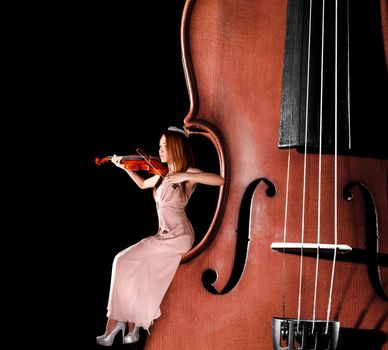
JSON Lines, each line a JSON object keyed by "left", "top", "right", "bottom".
{"left": 123, "top": 322, "right": 140, "bottom": 344}
{"left": 127, "top": 321, "right": 135, "bottom": 331}
{"left": 105, "top": 318, "right": 118, "bottom": 335}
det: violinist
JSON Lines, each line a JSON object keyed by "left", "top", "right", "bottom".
{"left": 96, "top": 126, "right": 224, "bottom": 346}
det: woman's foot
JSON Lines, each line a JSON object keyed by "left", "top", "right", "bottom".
{"left": 96, "top": 319, "right": 126, "bottom": 346}
{"left": 123, "top": 323, "right": 140, "bottom": 344}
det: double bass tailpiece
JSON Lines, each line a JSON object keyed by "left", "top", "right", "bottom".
{"left": 272, "top": 318, "right": 340, "bottom": 350}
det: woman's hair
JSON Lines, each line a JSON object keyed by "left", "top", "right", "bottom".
{"left": 164, "top": 129, "right": 194, "bottom": 172}
{"left": 154, "top": 129, "right": 194, "bottom": 193}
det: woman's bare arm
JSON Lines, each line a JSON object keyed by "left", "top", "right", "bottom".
{"left": 164, "top": 167, "right": 224, "bottom": 187}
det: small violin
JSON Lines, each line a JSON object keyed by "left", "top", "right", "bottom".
{"left": 95, "top": 147, "right": 168, "bottom": 177}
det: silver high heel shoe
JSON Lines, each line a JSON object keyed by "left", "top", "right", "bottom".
{"left": 123, "top": 325, "right": 140, "bottom": 344}
{"left": 96, "top": 321, "right": 126, "bottom": 346}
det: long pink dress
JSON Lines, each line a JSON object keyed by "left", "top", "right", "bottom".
{"left": 106, "top": 180, "right": 196, "bottom": 333}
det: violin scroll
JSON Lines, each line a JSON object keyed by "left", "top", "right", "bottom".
{"left": 95, "top": 157, "right": 110, "bottom": 165}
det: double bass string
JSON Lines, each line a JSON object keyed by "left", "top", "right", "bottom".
{"left": 281, "top": 135, "right": 291, "bottom": 320}
{"left": 325, "top": 0, "right": 341, "bottom": 333}
{"left": 283, "top": 0, "right": 342, "bottom": 334}
{"left": 311, "top": 0, "right": 327, "bottom": 332}
{"left": 295, "top": 0, "right": 314, "bottom": 332}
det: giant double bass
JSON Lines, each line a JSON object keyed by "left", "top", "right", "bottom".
{"left": 146, "top": 1, "right": 388, "bottom": 349}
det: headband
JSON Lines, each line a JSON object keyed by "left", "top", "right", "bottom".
{"left": 168, "top": 126, "right": 187, "bottom": 136}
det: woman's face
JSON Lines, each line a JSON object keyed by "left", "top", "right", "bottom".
{"left": 159, "top": 134, "right": 168, "bottom": 163}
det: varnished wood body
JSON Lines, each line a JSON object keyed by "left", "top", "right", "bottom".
{"left": 146, "top": 1, "right": 388, "bottom": 349}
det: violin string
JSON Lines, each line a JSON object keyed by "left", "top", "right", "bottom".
{"left": 325, "top": 0, "right": 340, "bottom": 332}
{"left": 136, "top": 148, "right": 165, "bottom": 179}
{"left": 296, "top": 0, "right": 314, "bottom": 331}
{"left": 136, "top": 148, "right": 180, "bottom": 190}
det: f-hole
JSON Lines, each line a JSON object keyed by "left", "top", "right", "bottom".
{"left": 203, "top": 178, "right": 276, "bottom": 295}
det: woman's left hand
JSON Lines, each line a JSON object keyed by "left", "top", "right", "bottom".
{"left": 164, "top": 172, "right": 188, "bottom": 184}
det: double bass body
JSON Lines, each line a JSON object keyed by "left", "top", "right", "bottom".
{"left": 145, "top": 1, "right": 388, "bottom": 349}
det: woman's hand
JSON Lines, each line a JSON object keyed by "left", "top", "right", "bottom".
{"left": 111, "top": 154, "right": 126, "bottom": 169}
{"left": 164, "top": 172, "right": 188, "bottom": 184}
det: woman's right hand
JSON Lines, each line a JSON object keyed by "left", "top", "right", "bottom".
{"left": 111, "top": 154, "right": 125, "bottom": 169}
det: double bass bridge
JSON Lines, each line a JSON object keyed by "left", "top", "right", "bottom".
{"left": 270, "top": 242, "right": 352, "bottom": 255}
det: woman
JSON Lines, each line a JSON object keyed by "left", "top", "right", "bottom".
{"left": 96, "top": 126, "right": 224, "bottom": 345}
